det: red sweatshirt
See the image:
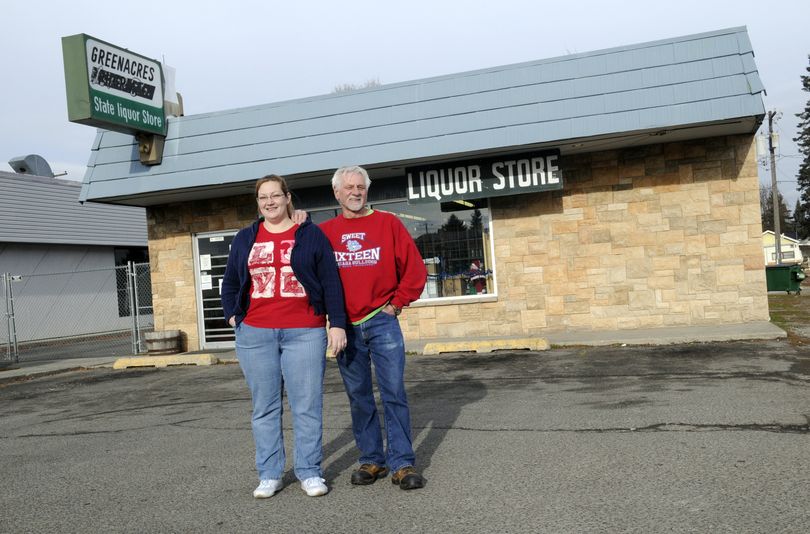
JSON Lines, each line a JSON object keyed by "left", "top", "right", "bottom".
{"left": 320, "top": 210, "right": 427, "bottom": 323}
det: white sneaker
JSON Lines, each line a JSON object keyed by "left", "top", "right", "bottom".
{"left": 300, "top": 477, "right": 329, "bottom": 497}
{"left": 253, "top": 479, "right": 282, "bottom": 498}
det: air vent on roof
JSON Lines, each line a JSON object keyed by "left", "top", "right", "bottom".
{"left": 8, "top": 154, "right": 54, "bottom": 178}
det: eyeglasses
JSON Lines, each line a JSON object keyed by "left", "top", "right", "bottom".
{"left": 258, "top": 193, "right": 286, "bottom": 202}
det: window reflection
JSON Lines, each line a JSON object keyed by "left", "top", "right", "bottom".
{"left": 309, "top": 209, "right": 340, "bottom": 226}
{"left": 372, "top": 200, "right": 493, "bottom": 299}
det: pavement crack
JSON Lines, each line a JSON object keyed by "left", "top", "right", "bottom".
{"left": 608, "top": 422, "right": 810, "bottom": 434}
{"left": 417, "top": 422, "right": 810, "bottom": 434}
{"left": 403, "top": 371, "right": 809, "bottom": 384}
{"left": 2, "top": 417, "right": 208, "bottom": 439}
{"left": 36, "top": 398, "right": 251, "bottom": 424}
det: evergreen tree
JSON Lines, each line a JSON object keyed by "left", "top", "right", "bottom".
{"left": 469, "top": 208, "right": 483, "bottom": 234}
{"left": 794, "top": 55, "right": 810, "bottom": 237}
{"left": 441, "top": 213, "right": 467, "bottom": 233}
{"left": 793, "top": 198, "right": 810, "bottom": 240}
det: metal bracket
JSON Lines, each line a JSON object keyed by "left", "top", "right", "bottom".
{"left": 137, "top": 133, "right": 165, "bottom": 165}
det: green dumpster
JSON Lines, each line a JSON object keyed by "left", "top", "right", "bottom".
{"left": 765, "top": 264, "right": 806, "bottom": 294}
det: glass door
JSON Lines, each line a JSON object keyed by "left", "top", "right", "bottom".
{"left": 193, "top": 230, "right": 237, "bottom": 349}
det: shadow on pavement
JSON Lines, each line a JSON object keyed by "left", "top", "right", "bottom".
{"left": 320, "top": 373, "right": 487, "bottom": 483}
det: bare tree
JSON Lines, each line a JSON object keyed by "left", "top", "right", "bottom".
{"left": 760, "top": 184, "right": 791, "bottom": 234}
{"left": 332, "top": 78, "right": 382, "bottom": 94}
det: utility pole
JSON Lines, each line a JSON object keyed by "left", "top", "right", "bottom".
{"left": 768, "top": 110, "right": 782, "bottom": 264}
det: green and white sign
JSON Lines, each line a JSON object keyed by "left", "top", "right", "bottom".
{"left": 62, "top": 34, "right": 166, "bottom": 135}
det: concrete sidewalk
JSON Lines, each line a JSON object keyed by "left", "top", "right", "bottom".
{"left": 411, "top": 320, "right": 787, "bottom": 353}
{"left": 0, "top": 321, "right": 787, "bottom": 384}
{"left": 0, "top": 355, "right": 119, "bottom": 384}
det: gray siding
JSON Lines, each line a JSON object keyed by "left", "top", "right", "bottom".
{"left": 0, "top": 243, "right": 134, "bottom": 341}
{"left": 0, "top": 171, "right": 146, "bottom": 246}
{"left": 81, "top": 26, "right": 765, "bottom": 204}
{"left": 0, "top": 242, "right": 115, "bottom": 274}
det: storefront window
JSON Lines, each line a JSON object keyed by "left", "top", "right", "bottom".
{"left": 309, "top": 199, "right": 493, "bottom": 300}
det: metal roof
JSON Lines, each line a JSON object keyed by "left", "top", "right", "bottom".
{"left": 0, "top": 171, "right": 147, "bottom": 246}
{"left": 80, "top": 26, "right": 765, "bottom": 207}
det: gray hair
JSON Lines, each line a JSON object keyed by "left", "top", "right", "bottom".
{"left": 331, "top": 165, "right": 371, "bottom": 190}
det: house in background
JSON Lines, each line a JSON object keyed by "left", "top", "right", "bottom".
{"left": 0, "top": 156, "right": 149, "bottom": 342}
{"left": 761, "top": 231, "right": 803, "bottom": 266}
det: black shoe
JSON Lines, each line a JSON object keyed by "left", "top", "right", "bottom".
{"left": 391, "top": 466, "right": 424, "bottom": 490}
{"left": 350, "top": 463, "right": 389, "bottom": 485}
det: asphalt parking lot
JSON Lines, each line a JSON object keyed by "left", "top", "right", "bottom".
{"left": 1, "top": 337, "right": 809, "bottom": 533}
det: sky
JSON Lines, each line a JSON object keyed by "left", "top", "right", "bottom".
{"left": 2, "top": 0, "right": 809, "bottom": 207}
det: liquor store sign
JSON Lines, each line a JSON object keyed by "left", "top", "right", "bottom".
{"left": 406, "top": 150, "right": 562, "bottom": 204}
{"left": 62, "top": 34, "right": 165, "bottom": 135}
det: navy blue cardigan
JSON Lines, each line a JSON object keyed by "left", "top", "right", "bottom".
{"left": 221, "top": 219, "right": 347, "bottom": 329}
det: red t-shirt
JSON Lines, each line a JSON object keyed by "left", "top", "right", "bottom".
{"left": 243, "top": 224, "right": 326, "bottom": 328}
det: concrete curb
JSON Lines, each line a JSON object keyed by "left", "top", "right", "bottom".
{"left": 112, "top": 353, "right": 218, "bottom": 369}
{"left": 0, "top": 357, "right": 118, "bottom": 385}
{"left": 422, "top": 337, "right": 549, "bottom": 354}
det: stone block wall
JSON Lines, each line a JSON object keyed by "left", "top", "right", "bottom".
{"left": 400, "top": 134, "right": 768, "bottom": 340}
{"left": 147, "top": 134, "right": 767, "bottom": 349}
{"left": 147, "top": 195, "right": 255, "bottom": 351}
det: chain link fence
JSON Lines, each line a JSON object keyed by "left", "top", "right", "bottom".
{"left": 1, "top": 273, "right": 12, "bottom": 365}
{"left": 1, "top": 262, "right": 153, "bottom": 364}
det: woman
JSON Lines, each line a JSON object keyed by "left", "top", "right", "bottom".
{"left": 221, "top": 175, "right": 347, "bottom": 499}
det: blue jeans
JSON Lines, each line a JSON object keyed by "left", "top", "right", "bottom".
{"left": 337, "top": 311, "right": 415, "bottom": 472}
{"left": 235, "top": 322, "right": 326, "bottom": 481}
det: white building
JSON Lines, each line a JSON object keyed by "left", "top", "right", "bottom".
{"left": 761, "top": 231, "right": 803, "bottom": 266}
{"left": 1, "top": 157, "right": 148, "bottom": 342}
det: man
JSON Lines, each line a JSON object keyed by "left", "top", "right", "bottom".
{"left": 320, "top": 165, "right": 428, "bottom": 490}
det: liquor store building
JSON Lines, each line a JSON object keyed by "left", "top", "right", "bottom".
{"left": 80, "top": 27, "right": 771, "bottom": 351}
